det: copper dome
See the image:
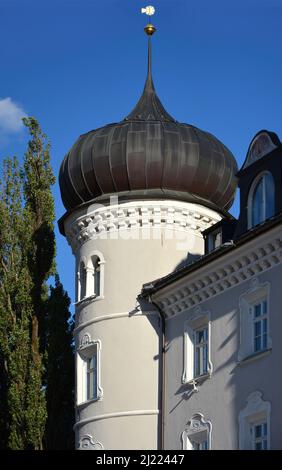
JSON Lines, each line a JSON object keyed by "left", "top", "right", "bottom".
{"left": 59, "top": 39, "right": 237, "bottom": 216}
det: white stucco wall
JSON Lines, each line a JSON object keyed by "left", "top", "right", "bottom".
{"left": 152, "top": 224, "right": 282, "bottom": 449}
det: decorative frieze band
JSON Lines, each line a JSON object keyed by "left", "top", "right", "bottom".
{"left": 154, "top": 236, "right": 282, "bottom": 318}
{"left": 74, "top": 409, "right": 160, "bottom": 430}
{"left": 65, "top": 201, "right": 220, "bottom": 251}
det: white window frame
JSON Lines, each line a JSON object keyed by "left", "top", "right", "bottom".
{"left": 247, "top": 171, "right": 275, "bottom": 229}
{"left": 194, "top": 326, "right": 209, "bottom": 377}
{"left": 238, "top": 279, "right": 272, "bottom": 363}
{"left": 208, "top": 229, "right": 222, "bottom": 253}
{"left": 239, "top": 392, "right": 271, "bottom": 450}
{"left": 76, "top": 334, "right": 103, "bottom": 406}
{"left": 77, "top": 258, "right": 87, "bottom": 302}
{"left": 89, "top": 253, "right": 104, "bottom": 299}
{"left": 182, "top": 308, "right": 213, "bottom": 385}
{"left": 182, "top": 413, "right": 212, "bottom": 450}
{"left": 76, "top": 251, "right": 105, "bottom": 305}
{"left": 252, "top": 300, "right": 268, "bottom": 354}
{"left": 252, "top": 420, "right": 268, "bottom": 450}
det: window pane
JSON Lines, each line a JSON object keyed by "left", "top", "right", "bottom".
{"left": 203, "top": 344, "right": 208, "bottom": 374}
{"left": 196, "top": 328, "right": 208, "bottom": 344}
{"left": 192, "top": 439, "right": 209, "bottom": 450}
{"left": 80, "top": 264, "right": 86, "bottom": 299}
{"left": 264, "top": 173, "right": 275, "bottom": 219}
{"left": 263, "top": 423, "right": 267, "bottom": 437}
{"left": 202, "top": 440, "right": 209, "bottom": 450}
{"left": 255, "top": 442, "right": 262, "bottom": 450}
{"left": 94, "top": 260, "right": 101, "bottom": 297}
{"left": 254, "top": 321, "right": 261, "bottom": 336}
{"left": 252, "top": 178, "right": 264, "bottom": 226}
{"left": 214, "top": 231, "right": 221, "bottom": 249}
{"left": 254, "top": 336, "right": 261, "bottom": 352}
{"left": 255, "top": 425, "right": 262, "bottom": 439}
{"left": 254, "top": 304, "right": 261, "bottom": 318}
{"left": 197, "top": 330, "right": 204, "bottom": 344}
{"left": 87, "top": 353, "right": 97, "bottom": 400}
{"left": 263, "top": 319, "right": 267, "bottom": 334}
{"left": 262, "top": 301, "right": 267, "bottom": 314}
{"left": 195, "top": 348, "right": 201, "bottom": 376}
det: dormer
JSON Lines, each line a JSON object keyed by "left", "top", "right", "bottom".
{"left": 235, "top": 130, "right": 282, "bottom": 238}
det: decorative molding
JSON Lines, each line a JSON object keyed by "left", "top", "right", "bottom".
{"left": 74, "top": 409, "right": 160, "bottom": 430}
{"left": 79, "top": 333, "right": 92, "bottom": 349}
{"left": 65, "top": 201, "right": 220, "bottom": 251}
{"left": 182, "top": 413, "right": 212, "bottom": 450}
{"left": 78, "top": 434, "right": 104, "bottom": 450}
{"left": 239, "top": 391, "right": 271, "bottom": 450}
{"left": 244, "top": 132, "right": 277, "bottom": 169}
{"left": 154, "top": 235, "right": 282, "bottom": 318}
{"left": 74, "top": 310, "right": 159, "bottom": 335}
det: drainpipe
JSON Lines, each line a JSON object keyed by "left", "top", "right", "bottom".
{"left": 138, "top": 293, "right": 166, "bottom": 450}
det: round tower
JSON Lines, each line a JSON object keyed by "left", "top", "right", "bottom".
{"left": 58, "top": 16, "right": 237, "bottom": 450}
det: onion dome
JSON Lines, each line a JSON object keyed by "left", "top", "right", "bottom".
{"left": 59, "top": 29, "right": 238, "bottom": 218}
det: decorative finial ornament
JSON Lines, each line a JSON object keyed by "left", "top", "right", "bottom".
{"left": 124, "top": 4, "right": 175, "bottom": 122}
{"left": 141, "top": 5, "right": 157, "bottom": 36}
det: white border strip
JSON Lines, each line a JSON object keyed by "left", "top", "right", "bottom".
{"left": 74, "top": 311, "right": 159, "bottom": 334}
{"left": 74, "top": 409, "right": 160, "bottom": 429}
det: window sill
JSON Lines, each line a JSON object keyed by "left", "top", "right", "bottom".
{"left": 77, "top": 395, "right": 103, "bottom": 409}
{"left": 183, "top": 372, "right": 211, "bottom": 387}
{"left": 74, "top": 294, "right": 105, "bottom": 307}
{"left": 237, "top": 348, "right": 272, "bottom": 366}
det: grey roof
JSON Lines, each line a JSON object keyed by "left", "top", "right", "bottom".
{"left": 59, "top": 38, "right": 238, "bottom": 215}
{"left": 125, "top": 38, "right": 175, "bottom": 122}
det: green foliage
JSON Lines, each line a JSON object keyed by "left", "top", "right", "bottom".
{"left": 45, "top": 275, "right": 74, "bottom": 449}
{"left": 0, "top": 118, "right": 74, "bottom": 449}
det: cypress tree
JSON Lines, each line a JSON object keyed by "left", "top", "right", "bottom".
{"left": 45, "top": 275, "right": 74, "bottom": 449}
{"left": 0, "top": 117, "right": 74, "bottom": 449}
{"left": 0, "top": 157, "right": 32, "bottom": 449}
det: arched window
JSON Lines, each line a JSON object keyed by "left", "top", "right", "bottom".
{"left": 79, "top": 262, "right": 87, "bottom": 301}
{"left": 92, "top": 256, "right": 101, "bottom": 297}
{"left": 249, "top": 172, "right": 275, "bottom": 228}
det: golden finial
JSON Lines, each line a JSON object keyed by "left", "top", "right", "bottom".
{"left": 141, "top": 5, "right": 157, "bottom": 36}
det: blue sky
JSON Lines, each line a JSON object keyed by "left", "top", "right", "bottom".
{"left": 0, "top": 0, "right": 282, "bottom": 308}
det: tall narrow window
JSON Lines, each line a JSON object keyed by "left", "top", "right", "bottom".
{"left": 86, "top": 353, "right": 98, "bottom": 401}
{"left": 253, "top": 300, "right": 268, "bottom": 353}
{"left": 93, "top": 257, "right": 101, "bottom": 297}
{"left": 194, "top": 327, "right": 209, "bottom": 377}
{"left": 239, "top": 392, "right": 271, "bottom": 450}
{"left": 252, "top": 422, "right": 268, "bottom": 450}
{"left": 79, "top": 262, "right": 87, "bottom": 300}
{"left": 76, "top": 337, "right": 103, "bottom": 405}
{"left": 182, "top": 310, "right": 213, "bottom": 385}
{"left": 250, "top": 173, "right": 275, "bottom": 227}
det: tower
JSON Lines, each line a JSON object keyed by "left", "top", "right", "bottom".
{"left": 58, "top": 9, "right": 237, "bottom": 450}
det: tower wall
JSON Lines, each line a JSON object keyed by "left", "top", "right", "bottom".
{"left": 63, "top": 199, "right": 221, "bottom": 450}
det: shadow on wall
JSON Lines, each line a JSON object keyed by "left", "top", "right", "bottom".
{"left": 174, "top": 253, "right": 201, "bottom": 272}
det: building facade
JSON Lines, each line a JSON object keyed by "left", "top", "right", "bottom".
{"left": 58, "top": 24, "right": 282, "bottom": 450}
